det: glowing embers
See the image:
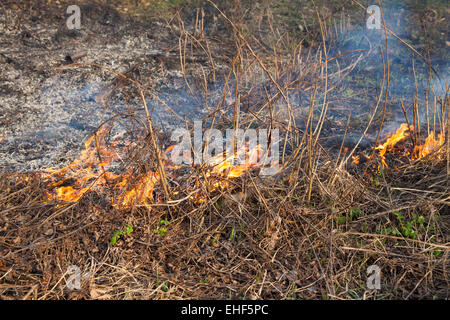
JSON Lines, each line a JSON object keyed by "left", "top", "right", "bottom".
{"left": 375, "top": 123, "right": 445, "bottom": 168}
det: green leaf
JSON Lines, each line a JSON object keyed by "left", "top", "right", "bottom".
{"left": 337, "top": 216, "right": 346, "bottom": 225}
{"left": 126, "top": 224, "right": 134, "bottom": 234}
{"left": 110, "top": 231, "right": 122, "bottom": 245}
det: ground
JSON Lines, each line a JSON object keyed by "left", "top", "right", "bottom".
{"left": 0, "top": 0, "right": 448, "bottom": 300}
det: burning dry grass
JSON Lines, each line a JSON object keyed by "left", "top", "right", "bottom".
{"left": 374, "top": 123, "right": 446, "bottom": 168}
{"left": 0, "top": 1, "right": 449, "bottom": 300}
{"left": 0, "top": 124, "right": 448, "bottom": 299}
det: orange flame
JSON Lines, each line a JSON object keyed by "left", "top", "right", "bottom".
{"left": 375, "top": 123, "right": 412, "bottom": 168}
{"left": 43, "top": 127, "right": 161, "bottom": 207}
{"left": 414, "top": 131, "right": 444, "bottom": 159}
{"left": 43, "top": 127, "right": 264, "bottom": 207}
{"left": 374, "top": 123, "right": 444, "bottom": 168}
{"left": 164, "top": 143, "right": 264, "bottom": 203}
{"left": 114, "top": 171, "right": 160, "bottom": 209}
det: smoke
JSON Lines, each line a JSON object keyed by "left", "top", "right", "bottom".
{"left": 323, "top": 1, "right": 448, "bottom": 139}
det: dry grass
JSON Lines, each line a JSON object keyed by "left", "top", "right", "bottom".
{"left": 0, "top": 0, "right": 448, "bottom": 300}
{"left": 0, "top": 146, "right": 448, "bottom": 299}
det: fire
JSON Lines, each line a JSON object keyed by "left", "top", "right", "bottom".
{"left": 185, "top": 144, "right": 263, "bottom": 203}
{"left": 43, "top": 126, "right": 264, "bottom": 207}
{"left": 53, "top": 185, "right": 91, "bottom": 203}
{"left": 41, "top": 120, "right": 444, "bottom": 208}
{"left": 414, "top": 131, "right": 444, "bottom": 159}
{"left": 375, "top": 123, "right": 412, "bottom": 168}
{"left": 375, "top": 123, "right": 445, "bottom": 168}
{"left": 210, "top": 144, "right": 260, "bottom": 176}
{"left": 43, "top": 127, "right": 161, "bottom": 207}
{"left": 114, "top": 171, "right": 160, "bottom": 209}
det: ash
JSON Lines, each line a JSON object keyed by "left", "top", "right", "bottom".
{"left": 0, "top": 3, "right": 228, "bottom": 171}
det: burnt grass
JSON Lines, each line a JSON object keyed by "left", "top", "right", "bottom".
{"left": 0, "top": 1, "right": 449, "bottom": 299}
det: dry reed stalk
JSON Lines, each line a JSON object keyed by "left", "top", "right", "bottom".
{"left": 399, "top": 100, "right": 416, "bottom": 148}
